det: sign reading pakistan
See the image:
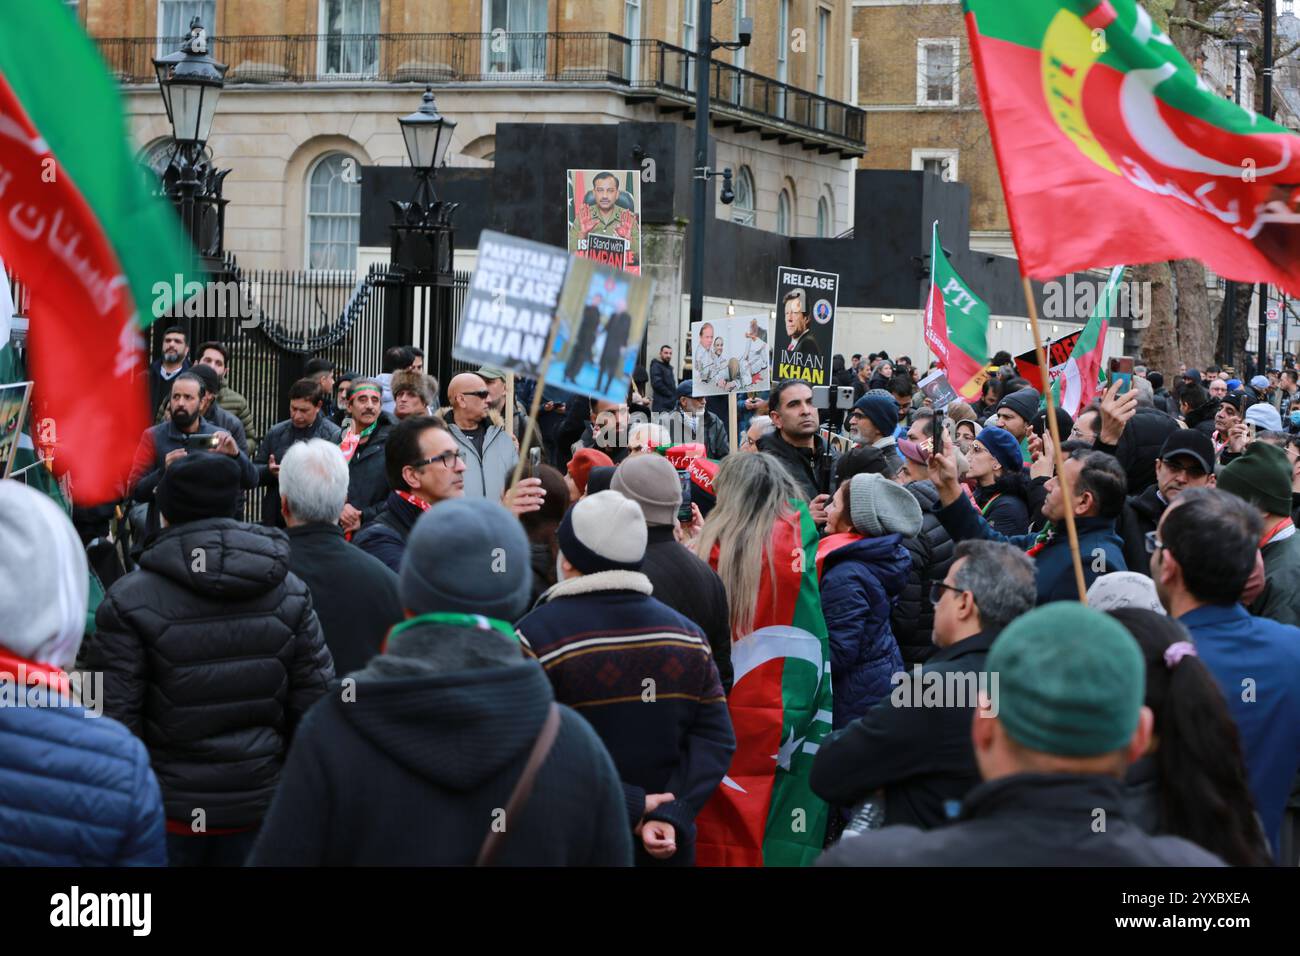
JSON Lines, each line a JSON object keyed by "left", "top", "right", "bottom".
{"left": 774, "top": 267, "right": 838, "bottom": 387}
{"left": 453, "top": 230, "right": 569, "bottom": 378}
{"left": 567, "top": 169, "right": 642, "bottom": 274}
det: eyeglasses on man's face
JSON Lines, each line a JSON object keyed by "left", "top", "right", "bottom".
{"left": 930, "top": 580, "right": 965, "bottom": 604}
{"left": 1144, "top": 531, "right": 1165, "bottom": 554}
{"left": 411, "top": 449, "right": 464, "bottom": 470}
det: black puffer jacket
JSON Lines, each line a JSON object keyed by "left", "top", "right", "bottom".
{"left": 1117, "top": 483, "right": 1166, "bottom": 576}
{"left": 973, "top": 472, "right": 1031, "bottom": 537}
{"left": 85, "top": 518, "right": 335, "bottom": 829}
{"left": 1094, "top": 406, "right": 1178, "bottom": 494}
{"left": 892, "top": 481, "right": 956, "bottom": 664}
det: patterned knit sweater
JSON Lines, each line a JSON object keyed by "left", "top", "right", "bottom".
{"left": 515, "top": 570, "right": 735, "bottom": 852}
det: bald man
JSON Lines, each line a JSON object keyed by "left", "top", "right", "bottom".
{"left": 446, "top": 372, "right": 519, "bottom": 499}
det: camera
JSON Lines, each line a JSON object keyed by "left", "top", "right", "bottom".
{"left": 720, "top": 168, "right": 735, "bottom": 205}
{"left": 812, "top": 385, "right": 855, "bottom": 410}
{"left": 738, "top": 16, "right": 753, "bottom": 48}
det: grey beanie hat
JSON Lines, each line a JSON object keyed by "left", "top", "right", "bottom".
{"left": 612, "top": 454, "right": 682, "bottom": 527}
{"left": 1085, "top": 572, "right": 1166, "bottom": 615}
{"left": 399, "top": 497, "right": 533, "bottom": 621}
{"left": 848, "top": 472, "right": 923, "bottom": 539}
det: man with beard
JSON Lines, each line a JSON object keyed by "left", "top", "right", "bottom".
{"left": 340, "top": 379, "right": 398, "bottom": 535}
{"left": 1116, "top": 431, "right": 1215, "bottom": 574}
{"left": 127, "top": 372, "right": 258, "bottom": 544}
{"left": 146, "top": 326, "right": 191, "bottom": 414}
{"left": 757, "top": 380, "right": 830, "bottom": 516}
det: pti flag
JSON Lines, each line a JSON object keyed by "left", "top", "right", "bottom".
{"left": 696, "top": 501, "right": 833, "bottom": 867}
{"left": 1054, "top": 265, "right": 1124, "bottom": 417}
{"left": 964, "top": 0, "right": 1300, "bottom": 294}
{"left": 0, "top": 0, "right": 196, "bottom": 503}
{"left": 924, "top": 221, "right": 990, "bottom": 401}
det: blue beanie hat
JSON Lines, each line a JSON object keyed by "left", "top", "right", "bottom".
{"left": 853, "top": 393, "right": 899, "bottom": 436}
{"left": 400, "top": 497, "right": 533, "bottom": 621}
{"left": 976, "top": 425, "right": 1023, "bottom": 476}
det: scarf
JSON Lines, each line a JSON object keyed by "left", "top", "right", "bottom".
{"left": 339, "top": 419, "right": 378, "bottom": 462}
{"left": 384, "top": 611, "right": 517, "bottom": 654}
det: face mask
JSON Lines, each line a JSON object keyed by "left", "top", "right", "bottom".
{"left": 555, "top": 552, "right": 568, "bottom": 584}
{"left": 1290, "top": 411, "right": 1300, "bottom": 427}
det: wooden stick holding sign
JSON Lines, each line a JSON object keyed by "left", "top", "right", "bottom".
{"left": 727, "top": 391, "right": 738, "bottom": 456}
{"left": 509, "top": 318, "right": 563, "bottom": 491}
{"left": 505, "top": 372, "right": 516, "bottom": 440}
{"left": 1021, "top": 276, "right": 1089, "bottom": 604}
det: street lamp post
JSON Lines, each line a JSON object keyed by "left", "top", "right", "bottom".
{"left": 388, "top": 86, "right": 459, "bottom": 383}
{"left": 1258, "top": 0, "right": 1275, "bottom": 374}
{"left": 687, "top": 5, "right": 752, "bottom": 344}
{"left": 152, "top": 17, "right": 230, "bottom": 277}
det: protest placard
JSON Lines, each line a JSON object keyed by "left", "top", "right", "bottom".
{"left": 545, "top": 257, "right": 654, "bottom": 403}
{"left": 453, "top": 231, "right": 569, "bottom": 377}
{"left": 567, "top": 170, "right": 641, "bottom": 274}
{"left": 0, "top": 380, "right": 33, "bottom": 479}
{"left": 918, "top": 368, "right": 960, "bottom": 411}
{"left": 690, "top": 314, "right": 771, "bottom": 398}
{"left": 774, "top": 267, "right": 837, "bottom": 387}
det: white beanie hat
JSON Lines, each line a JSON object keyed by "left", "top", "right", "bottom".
{"left": 0, "top": 481, "right": 88, "bottom": 668}
{"left": 1086, "top": 572, "right": 1166, "bottom": 615}
{"left": 557, "top": 490, "right": 647, "bottom": 573}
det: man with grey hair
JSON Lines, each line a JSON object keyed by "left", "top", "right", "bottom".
{"left": 280, "top": 439, "right": 403, "bottom": 677}
{"left": 810, "top": 540, "right": 1036, "bottom": 830}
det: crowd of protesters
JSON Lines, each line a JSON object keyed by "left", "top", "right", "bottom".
{"left": 3, "top": 337, "right": 1300, "bottom": 869}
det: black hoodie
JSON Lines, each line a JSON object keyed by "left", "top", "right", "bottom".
{"left": 248, "top": 622, "right": 633, "bottom": 866}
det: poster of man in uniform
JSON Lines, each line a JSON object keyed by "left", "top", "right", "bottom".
{"left": 567, "top": 169, "right": 642, "bottom": 275}
{"left": 0, "top": 380, "right": 34, "bottom": 479}
{"left": 774, "top": 267, "right": 838, "bottom": 387}
{"left": 690, "top": 315, "right": 771, "bottom": 397}
{"left": 546, "top": 257, "right": 654, "bottom": 403}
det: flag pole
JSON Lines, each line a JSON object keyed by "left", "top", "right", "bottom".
{"left": 1022, "top": 276, "right": 1089, "bottom": 604}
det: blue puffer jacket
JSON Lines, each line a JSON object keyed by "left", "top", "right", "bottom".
{"left": 0, "top": 653, "right": 166, "bottom": 865}
{"left": 816, "top": 533, "right": 912, "bottom": 729}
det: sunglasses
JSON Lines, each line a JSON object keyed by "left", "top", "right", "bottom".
{"left": 464, "top": 390, "right": 490, "bottom": 399}
{"left": 930, "top": 581, "right": 965, "bottom": 604}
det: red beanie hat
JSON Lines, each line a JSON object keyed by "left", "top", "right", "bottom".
{"left": 567, "top": 448, "right": 614, "bottom": 495}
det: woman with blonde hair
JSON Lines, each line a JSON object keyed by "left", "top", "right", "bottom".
{"left": 694, "top": 452, "right": 805, "bottom": 640}
{"left": 690, "top": 451, "right": 835, "bottom": 866}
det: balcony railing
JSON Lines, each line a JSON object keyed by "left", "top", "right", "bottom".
{"left": 97, "top": 32, "right": 865, "bottom": 150}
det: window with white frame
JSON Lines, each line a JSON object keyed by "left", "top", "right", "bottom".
{"left": 319, "top": 0, "right": 380, "bottom": 77}
{"left": 158, "top": 0, "right": 215, "bottom": 54}
{"left": 486, "top": 0, "right": 548, "bottom": 75}
{"left": 307, "top": 153, "right": 361, "bottom": 271}
{"left": 776, "top": 189, "right": 792, "bottom": 236}
{"left": 732, "top": 166, "right": 756, "bottom": 227}
{"left": 681, "top": 0, "right": 696, "bottom": 91}
{"left": 816, "top": 195, "right": 831, "bottom": 237}
{"left": 734, "top": 0, "right": 746, "bottom": 71}
{"left": 912, "top": 148, "right": 959, "bottom": 182}
{"left": 775, "top": 0, "right": 789, "bottom": 117}
{"left": 917, "top": 38, "right": 959, "bottom": 106}
{"left": 624, "top": 0, "right": 641, "bottom": 82}
{"left": 815, "top": 7, "right": 829, "bottom": 128}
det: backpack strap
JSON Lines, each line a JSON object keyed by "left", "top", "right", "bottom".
{"left": 476, "top": 703, "right": 562, "bottom": 866}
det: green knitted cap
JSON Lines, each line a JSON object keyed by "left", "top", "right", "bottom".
{"left": 1217, "top": 441, "right": 1293, "bottom": 518}
{"left": 985, "top": 602, "right": 1144, "bottom": 757}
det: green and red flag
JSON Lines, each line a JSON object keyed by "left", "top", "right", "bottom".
{"left": 964, "top": 0, "right": 1300, "bottom": 293}
{"left": 695, "top": 501, "right": 833, "bottom": 867}
{"left": 924, "top": 220, "right": 991, "bottom": 401}
{"left": 0, "top": 0, "right": 195, "bottom": 503}
{"left": 1053, "top": 265, "right": 1124, "bottom": 416}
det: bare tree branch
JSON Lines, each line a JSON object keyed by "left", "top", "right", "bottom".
{"left": 1169, "top": 16, "right": 1231, "bottom": 39}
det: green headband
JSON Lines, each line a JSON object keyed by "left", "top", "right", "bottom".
{"left": 350, "top": 382, "right": 382, "bottom": 396}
